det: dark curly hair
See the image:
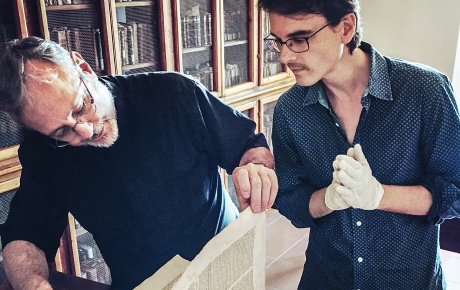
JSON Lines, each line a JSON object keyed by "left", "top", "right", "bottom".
{"left": 258, "top": 0, "right": 363, "bottom": 53}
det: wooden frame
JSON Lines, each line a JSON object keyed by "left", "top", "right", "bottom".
{"left": 219, "top": 0, "right": 258, "bottom": 97}
{"left": 0, "top": 146, "right": 21, "bottom": 195}
{"left": 257, "top": 9, "right": 289, "bottom": 86}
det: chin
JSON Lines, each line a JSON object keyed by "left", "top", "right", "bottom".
{"left": 86, "top": 119, "right": 119, "bottom": 148}
{"left": 295, "top": 73, "right": 323, "bottom": 87}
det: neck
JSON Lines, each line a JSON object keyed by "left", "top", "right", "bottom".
{"left": 322, "top": 48, "right": 371, "bottom": 102}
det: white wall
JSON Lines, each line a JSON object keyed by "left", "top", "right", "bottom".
{"left": 360, "top": 0, "right": 460, "bottom": 82}
{"left": 453, "top": 26, "right": 460, "bottom": 96}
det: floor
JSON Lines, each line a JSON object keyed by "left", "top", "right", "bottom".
{"left": 264, "top": 209, "right": 460, "bottom": 290}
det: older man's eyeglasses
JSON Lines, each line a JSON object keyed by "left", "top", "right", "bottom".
{"left": 49, "top": 76, "right": 97, "bottom": 148}
{"left": 264, "top": 21, "right": 332, "bottom": 53}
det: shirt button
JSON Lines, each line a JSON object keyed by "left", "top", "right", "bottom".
{"left": 335, "top": 123, "right": 339, "bottom": 127}
{"left": 358, "top": 257, "right": 363, "bottom": 263}
{"left": 356, "top": 221, "right": 362, "bottom": 226}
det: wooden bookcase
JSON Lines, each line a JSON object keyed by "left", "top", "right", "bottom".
{"left": 0, "top": 0, "right": 295, "bottom": 285}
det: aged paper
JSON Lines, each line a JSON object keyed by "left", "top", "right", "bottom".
{"left": 134, "top": 255, "right": 189, "bottom": 290}
{"left": 134, "top": 207, "right": 266, "bottom": 289}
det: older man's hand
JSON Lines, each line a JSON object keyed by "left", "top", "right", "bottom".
{"left": 232, "top": 162, "right": 278, "bottom": 213}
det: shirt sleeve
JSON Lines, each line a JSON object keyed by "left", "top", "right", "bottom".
{"left": 419, "top": 74, "right": 460, "bottom": 224}
{"left": 192, "top": 80, "right": 269, "bottom": 173}
{"left": 272, "top": 101, "right": 318, "bottom": 228}
{"left": 0, "top": 140, "right": 68, "bottom": 262}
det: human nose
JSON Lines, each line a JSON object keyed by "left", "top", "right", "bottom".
{"left": 278, "top": 44, "right": 296, "bottom": 65}
{"left": 72, "top": 120, "right": 95, "bottom": 140}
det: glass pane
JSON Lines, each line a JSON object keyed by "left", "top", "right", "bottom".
{"left": 262, "top": 11, "right": 283, "bottom": 78}
{"left": 180, "top": 0, "right": 214, "bottom": 91}
{"left": 0, "top": 0, "right": 16, "bottom": 51}
{"left": 75, "top": 220, "right": 112, "bottom": 285}
{"left": 223, "top": 0, "right": 249, "bottom": 87}
{"left": 263, "top": 100, "right": 277, "bottom": 150}
{"left": 46, "top": 2, "right": 106, "bottom": 75}
{"left": 116, "top": 2, "right": 162, "bottom": 74}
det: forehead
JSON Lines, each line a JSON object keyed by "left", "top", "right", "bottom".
{"left": 268, "top": 13, "right": 326, "bottom": 37}
{"left": 20, "top": 60, "right": 80, "bottom": 132}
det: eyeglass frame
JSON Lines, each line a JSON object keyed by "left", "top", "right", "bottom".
{"left": 263, "top": 21, "right": 333, "bottom": 53}
{"left": 46, "top": 75, "right": 97, "bottom": 148}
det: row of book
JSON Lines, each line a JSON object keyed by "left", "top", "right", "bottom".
{"left": 181, "top": 13, "right": 212, "bottom": 49}
{"left": 49, "top": 26, "right": 104, "bottom": 71}
{"left": 117, "top": 22, "right": 158, "bottom": 66}
{"left": 45, "top": 0, "right": 85, "bottom": 5}
{"left": 263, "top": 50, "right": 282, "bottom": 77}
{"left": 224, "top": 62, "right": 246, "bottom": 88}
{"left": 185, "top": 62, "right": 214, "bottom": 91}
{"left": 223, "top": 10, "right": 244, "bottom": 42}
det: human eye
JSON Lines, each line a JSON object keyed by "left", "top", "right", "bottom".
{"left": 73, "top": 101, "right": 87, "bottom": 119}
{"left": 291, "top": 38, "right": 307, "bottom": 44}
{"left": 54, "top": 126, "right": 73, "bottom": 140}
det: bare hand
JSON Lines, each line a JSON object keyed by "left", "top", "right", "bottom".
{"left": 232, "top": 163, "right": 278, "bottom": 213}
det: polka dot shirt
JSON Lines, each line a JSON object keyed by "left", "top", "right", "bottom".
{"left": 272, "top": 42, "right": 460, "bottom": 290}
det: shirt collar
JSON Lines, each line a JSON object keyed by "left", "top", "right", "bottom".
{"left": 301, "top": 42, "right": 393, "bottom": 108}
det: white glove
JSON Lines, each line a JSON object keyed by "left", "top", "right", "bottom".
{"left": 333, "top": 144, "right": 384, "bottom": 210}
{"left": 325, "top": 182, "right": 350, "bottom": 210}
{"left": 325, "top": 149, "right": 353, "bottom": 211}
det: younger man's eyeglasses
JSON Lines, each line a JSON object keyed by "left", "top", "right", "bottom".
{"left": 264, "top": 21, "right": 332, "bottom": 53}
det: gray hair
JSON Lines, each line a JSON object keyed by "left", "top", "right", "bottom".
{"left": 0, "top": 36, "right": 76, "bottom": 122}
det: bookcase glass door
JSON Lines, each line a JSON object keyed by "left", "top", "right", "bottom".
{"left": 0, "top": 1, "right": 16, "bottom": 50}
{"left": 43, "top": 0, "right": 107, "bottom": 75}
{"left": 179, "top": 0, "right": 214, "bottom": 91}
{"left": 261, "top": 11, "right": 284, "bottom": 79}
{"left": 223, "top": 0, "right": 249, "bottom": 88}
{"left": 259, "top": 95, "right": 279, "bottom": 151}
{"left": 115, "top": 0, "right": 162, "bottom": 75}
{"left": 73, "top": 219, "right": 112, "bottom": 285}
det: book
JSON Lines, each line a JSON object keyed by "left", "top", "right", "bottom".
{"left": 119, "top": 22, "right": 137, "bottom": 65}
{"left": 66, "top": 28, "right": 81, "bottom": 52}
{"left": 50, "top": 27, "right": 69, "bottom": 51}
{"left": 127, "top": 21, "right": 139, "bottom": 64}
{"left": 117, "top": 23, "right": 128, "bottom": 65}
{"left": 93, "top": 28, "right": 104, "bottom": 70}
{"left": 78, "top": 27, "right": 98, "bottom": 71}
{"left": 137, "top": 23, "right": 154, "bottom": 63}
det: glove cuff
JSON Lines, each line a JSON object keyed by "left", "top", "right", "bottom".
{"left": 367, "top": 179, "right": 384, "bottom": 210}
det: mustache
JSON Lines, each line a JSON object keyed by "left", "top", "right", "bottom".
{"left": 287, "top": 63, "right": 308, "bottom": 70}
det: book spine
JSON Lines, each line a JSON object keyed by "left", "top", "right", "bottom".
{"left": 126, "top": 24, "right": 135, "bottom": 65}
{"left": 181, "top": 16, "right": 188, "bottom": 48}
{"left": 118, "top": 24, "right": 127, "bottom": 66}
{"left": 93, "top": 28, "right": 104, "bottom": 70}
{"left": 128, "top": 21, "right": 139, "bottom": 64}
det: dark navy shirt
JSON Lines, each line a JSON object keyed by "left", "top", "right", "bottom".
{"left": 0, "top": 72, "right": 268, "bottom": 289}
{"left": 272, "top": 42, "right": 460, "bottom": 289}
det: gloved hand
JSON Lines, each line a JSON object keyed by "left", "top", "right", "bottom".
{"left": 325, "top": 148, "right": 354, "bottom": 211}
{"left": 333, "top": 144, "right": 384, "bottom": 210}
{"left": 325, "top": 181, "right": 350, "bottom": 210}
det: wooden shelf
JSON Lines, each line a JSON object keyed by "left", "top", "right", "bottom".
{"left": 115, "top": 1, "right": 154, "bottom": 7}
{"left": 224, "top": 40, "right": 248, "bottom": 48}
{"left": 45, "top": 4, "right": 94, "bottom": 11}
{"left": 182, "top": 45, "right": 212, "bottom": 54}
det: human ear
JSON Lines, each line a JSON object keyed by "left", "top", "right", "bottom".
{"left": 340, "top": 12, "right": 357, "bottom": 45}
{"left": 69, "top": 51, "right": 96, "bottom": 77}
